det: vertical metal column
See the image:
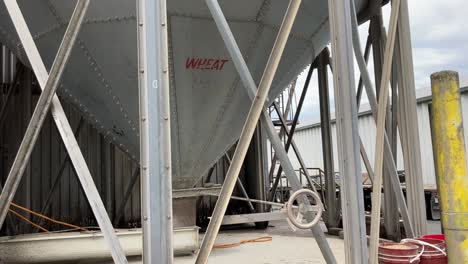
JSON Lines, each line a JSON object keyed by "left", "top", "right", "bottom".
{"left": 369, "top": 11, "right": 400, "bottom": 241}
{"left": 395, "top": 0, "right": 427, "bottom": 236}
{"left": 350, "top": 0, "right": 413, "bottom": 237}
{"left": 317, "top": 49, "right": 338, "bottom": 228}
{"left": 369, "top": 0, "right": 402, "bottom": 261}
{"left": 137, "top": 0, "right": 173, "bottom": 263}
{"left": 328, "top": 0, "right": 368, "bottom": 262}
{"left": 431, "top": 71, "right": 468, "bottom": 263}
{"left": 245, "top": 127, "right": 268, "bottom": 219}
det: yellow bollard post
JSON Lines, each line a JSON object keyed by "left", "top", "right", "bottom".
{"left": 431, "top": 70, "right": 468, "bottom": 263}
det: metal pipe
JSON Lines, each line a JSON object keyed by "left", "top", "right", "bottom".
{"left": 196, "top": 0, "right": 301, "bottom": 262}
{"left": 137, "top": 0, "right": 173, "bottom": 262}
{"left": 2, "top": 1, "right": 128, "bottom": 263}
{"left": 430, "top": 71, "right": 468, "bottom": 263}
{"left": 0, "top": 0, "right": 90, "bottom": 230}
{"left": 205, "top": 0, "right": 336, "bottom": 261}
{"left": 328, "top": 0, "right": 368, "bottom": 261}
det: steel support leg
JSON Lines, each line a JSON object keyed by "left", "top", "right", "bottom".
{"left": 137, "top": 0, "right": 173, "bottom": 263}
{"left": 1, "top": 1, "right": 127, "bottom": 263}
{"left": 317, "top": 49, "right": 339, "bottom": 228}
{"left": 328, "top": 0, "right": 368, "bottom": 262}
{"left": 367, "top": 9, "right": 400, "bottom": 241}
{"left": 368, "top": 0, "right": 402, "bottom": 261}
{"left": 395, "top": 0, "right": 427, "bottom": 236}
{"left": 205, "top": 0, "right": 336, "bottom": 262}
{"left": 350, "top": 0, "right": 413, "bottom": 237}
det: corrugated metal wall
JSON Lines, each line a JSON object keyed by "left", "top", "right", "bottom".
{"left": 288, "top": 89, "right": 468, "bottom": 189}
{"left": 0, "top": 67, "right": 141, "bottom": 234}
{"left": 0, "top": 64, "right": 253, "bottom": 235}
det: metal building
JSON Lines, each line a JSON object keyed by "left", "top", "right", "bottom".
{"left": 289, "top": 86, "right": 468, "bottom": 191}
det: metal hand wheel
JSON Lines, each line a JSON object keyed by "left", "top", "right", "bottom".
{"left": 286, "top": 189, "right": 323, "bottom": 229}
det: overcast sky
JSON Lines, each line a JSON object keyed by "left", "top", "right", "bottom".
{"left": 292, "top": 0, "right": 468, "bottom": 123}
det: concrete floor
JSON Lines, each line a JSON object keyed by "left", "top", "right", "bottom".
{"left": 112, "top": 221, "right": 345, "bottom": 264}
{"left": 97, "top": 220, "right": 443, "bottom": 264}
{"left": 173, "top": 220, "right": 442, "bottom": 264}
{"left": 176, "top": 222, "right": 345, "bottom": 264}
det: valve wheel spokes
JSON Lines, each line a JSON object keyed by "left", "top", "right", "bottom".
{"left": 286, "top": 189, "right": 323, "bottom": 229}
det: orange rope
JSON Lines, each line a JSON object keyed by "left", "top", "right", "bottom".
{"left": 8, "top": 209, "right": 49, "bottom": 233}
{"left": 213, "top": 236, "right": 272, "bottom": 249}
{"left": 10, "top": 203, "right": 89, "bottom": 232}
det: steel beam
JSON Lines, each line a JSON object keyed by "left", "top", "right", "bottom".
{"left": 368, "top": 0, "right": 402, "bottom": 261}
{"left": 395, "top": 0, "right": 427, "bottom": 236}
{"left": 1, "top": 1, "right": 127, "bottom": 263}
{"left": 328, "top": 0, "right": 368, "bottom": 262}
{"left": 356, "top": 35, "right": 371, "bottom": 106}
{"left": 317, "top": 49, "right": 339, "bottom": 228}
{"left": 350, "top": 0, "right": 413, "bottom": 237}
{"left": 366, "top": 9, "right": 400, "bottom": 240}
{"left": 0, "top": 0, "right": 88, "bottom": 229}
{"left": 197, "top": 0, "right": 320, "bottom": 262}
{"left": 137, "top": 0, "right": 173, "bottom": 262}
{"left": 205, "top": 0, "right": 336, "bottom": 262}
{"left": 221, "top": 211, "right": 285, "bottom": 225}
